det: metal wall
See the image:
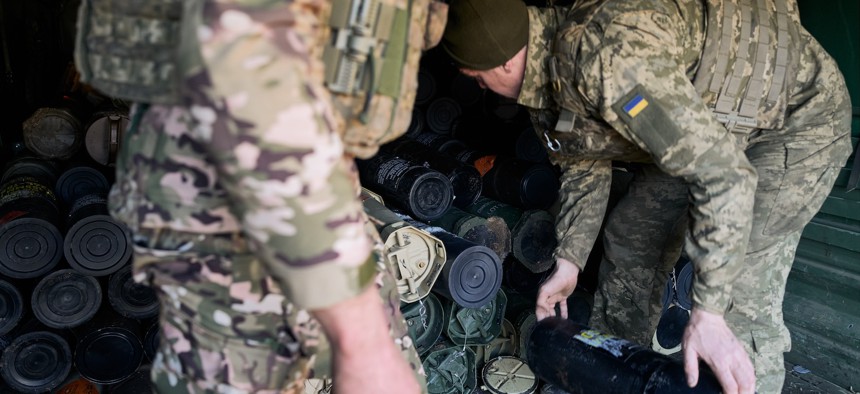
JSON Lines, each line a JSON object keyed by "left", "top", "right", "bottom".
{"left": 786, "top": 1, "right": 860, "bottom": 390}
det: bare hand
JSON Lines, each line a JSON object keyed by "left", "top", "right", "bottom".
{"left": 535, "top": 258, "right": 581, "bottom": 321}
{"left": 683, "top": 308, "right": 755, "bottom": 394}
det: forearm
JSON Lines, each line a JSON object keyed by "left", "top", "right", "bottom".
{"left": 552, "top": 159, "right": 612, "bottom": 270}
{"left": 312, "top": 284, "right": 393, "bottom": 354}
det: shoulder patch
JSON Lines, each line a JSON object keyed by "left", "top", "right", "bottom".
{"left": 622, "top": 94, "right": 649, "bottom": 118}
{"left": 611, "top": 84, "right": 685, "bottom": 160}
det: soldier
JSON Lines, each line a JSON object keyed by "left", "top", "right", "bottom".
{"left": 440, "top": 0, "right": 853, "bottom": 393}
{"left": 75, "top": 0, "right": 446, "bottom": 392}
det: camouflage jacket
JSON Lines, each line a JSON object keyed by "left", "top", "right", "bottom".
{"left": 519, "top": 0, "right": 794, "bottom": 314}
{"left": 108, "top": 0, "right": 377, "bottom": 310}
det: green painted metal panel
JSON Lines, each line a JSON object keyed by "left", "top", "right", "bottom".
{"left": 795, "top": 237, "right": 860, "bottom": 276}
{"left": 800, "top": 220, "right": 860, "bottom": 254}
{"left": 787, "top": 3, "right": 860, "bottom": 390}
{"left": 798, "top": 1, "right": 859, "bottom": 131}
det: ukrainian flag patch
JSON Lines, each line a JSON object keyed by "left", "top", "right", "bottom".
{"left": 623, "top": 95, "right": 649, "bottom": 118}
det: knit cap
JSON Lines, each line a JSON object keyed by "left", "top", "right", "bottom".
{"left": 441, "top": 0, "right": 529, "bottom": 70}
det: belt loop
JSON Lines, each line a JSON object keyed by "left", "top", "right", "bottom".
{"left": 151, "top": 227, "right": 163, "bottom": 248}
{"left": 231, "top": 231, "right": 246, "bottom": 254}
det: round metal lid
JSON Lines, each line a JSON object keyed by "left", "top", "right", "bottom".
{"left": 481, "top": 356, "right": 538, "bottom": 394}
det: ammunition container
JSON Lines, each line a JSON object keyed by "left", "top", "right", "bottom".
{"left": 401, "top": 293, "right": 446, "bottom": 356}
{"left": 403, "top": 217, "right": 503, "bottom": 309}
{"left": 0, "top": 157, "right": 63, "bottom": 278}
{"left": 63, "top": 192, "right": 132, "bottom": 277}
{"left": 427, "top": 206, "right": 512, "bottom": 260}
{"left": 383, "top": 137, "right": 482, "bottom": 209}
{"left": 444, "top": 289, "right": 507, "bottom": 346}
{"left": 426, "top": 97, "right": 462, "bottom": 135}
{"left": 357, "top": 152, "right": 453, "bottom": 222}
{"left": 362, "top": 193, "right": 447, "bottom": 303}
{"left": 465, "top": 197, "right": 556, "bottom": 273}
{"left": 527, "top": 318, "right": 722, "bottom": 394}
{"left": 422, "top": 345, "right": 478, "bottom": 394}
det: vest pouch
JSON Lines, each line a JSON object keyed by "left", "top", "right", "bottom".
{"left": 74, "top": 0, "right": 203, "bottom": 104}
{"left": 325, "top": 0, "right": 442, "bottom": 158}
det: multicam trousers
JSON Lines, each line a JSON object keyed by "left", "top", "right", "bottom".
{"left": 134, "top": 235, "right": 426, "bottom": 394}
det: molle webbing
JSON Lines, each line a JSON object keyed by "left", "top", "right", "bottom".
{"left": 693, "top": 0, "right": 798, "bottom": 132}
{"left": 75, "top": 0, "right": 191, "bottom": 104}
{"left": 323, "top": 0, "right": 404, "bottom": 100}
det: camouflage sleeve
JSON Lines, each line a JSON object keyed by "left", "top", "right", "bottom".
{"left": 194, "top": 2, "right": 376, "bottom": 310}
{"left": 571, "top": 8, "right": 757, "bottom": 314}
{"left": 551, "top": 158, "right": 612, "bottom": 270}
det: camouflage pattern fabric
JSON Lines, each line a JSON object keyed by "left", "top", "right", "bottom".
{"left": 104, "top": 0, "right": 426, "bottom": 391}
{"left": 514, "top": 1, "right": 853, "bottom": 392}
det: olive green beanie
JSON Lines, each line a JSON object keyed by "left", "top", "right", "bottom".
{"left": 441, "top": 0, "right": 529, "bottom": 71}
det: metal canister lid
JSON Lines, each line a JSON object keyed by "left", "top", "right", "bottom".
{"left": 401, "top": 293, "right": 446, "bottom": 356}
{"left": 85, "top": 112, "right": 129, "bottom": 166}
{"left": 481, "top": 356, "right": 538, "bottom": 394}
{"left": 446, "top": 289, "right": 507, "bottom": 346}
{"left": 23, "top": 107, "right": 83, "bottom": 160}
{"left": 422, "top": 346, "right": 478, "bottom": 394}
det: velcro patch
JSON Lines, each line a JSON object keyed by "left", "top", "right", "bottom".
{"left": 612, "top": 85, "right": 685, "bottom": 160}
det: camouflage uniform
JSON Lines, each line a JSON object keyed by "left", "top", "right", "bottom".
{"left": 517, "top": 1, "right": 853, "bottom": 392}
{"left": 104, "top": 1, "right": 425, "bottom": 392}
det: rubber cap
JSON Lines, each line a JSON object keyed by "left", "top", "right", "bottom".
{"left": 75, "top": 326, "right": 144, "bottom": 385}
{"left": 108, "top": 265, "right": 159, "bottom": 319}
{"left": 0, "top": 280, "right": 24, "bottom": 336}
{"left": 426, "top": 97, "right": 462, "bottom": 135}
{"left": 0, "top": 331, "right": 72, "bottom": 393}
{"left": 143, "top": 321, "right": 160, "bottom": 362}
{"left": 55, "top": 167, "right": 109, "bottom": 205}
{"left": 32, "top": 269, "right": 102, "bottom": 329}
{"left": 0, "top": 218, "right": 63, "bottom": 279}
{"left": 443, "top": 244, "right": 502, "bottom": 308}
{"left": 407, "top": 171, "right": 453, "bottom": 222}
{"left": 64, "top": 214, "right": 132, "bottom": 277}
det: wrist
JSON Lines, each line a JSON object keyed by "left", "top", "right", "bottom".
{"left": 313, "top": 285, "right": 392, "bottom": 355}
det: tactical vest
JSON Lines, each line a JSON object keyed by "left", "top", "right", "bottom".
{"left": 543, "top": 0, "right": 799, "bottom": 160}
{"left": 74, "top": 0, "right": 204, "bottom": 105}
{"left": 322, "top": 0, "right": 448, "bottom": 158}
{"left": 692, "top": 0, "right": 800, "bottom": 133}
